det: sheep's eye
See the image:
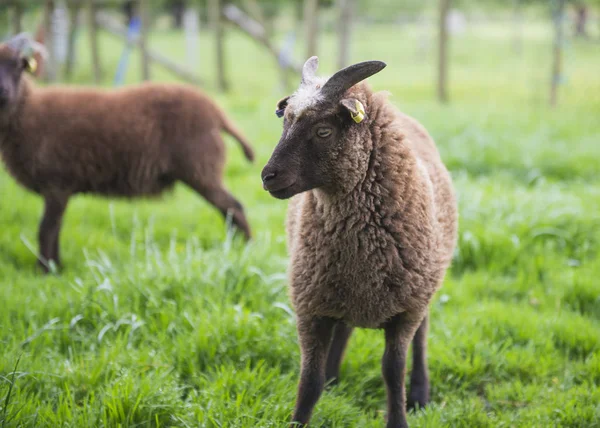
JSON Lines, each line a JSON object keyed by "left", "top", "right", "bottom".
{"left": 317, "top": 128, "right": 332, "bottom": 138}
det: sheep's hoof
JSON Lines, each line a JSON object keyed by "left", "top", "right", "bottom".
{"left": 325, "top": 375, "right": 340, "bottom": 388}
{"left": 37, "top": 259, "right": 60, "bottom": 275}
{"left": 407, "top": 386, "right": 430, "bottom": 412}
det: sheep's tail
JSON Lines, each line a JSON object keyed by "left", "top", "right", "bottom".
{"left": 220, "top": 113, "right": 255, "bottom": 163}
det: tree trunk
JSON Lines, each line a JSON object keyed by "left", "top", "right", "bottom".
{"left": 574, "top": 4, "right": 588, "bottom": 38}
{"left": 209, "top": 0, "right": 228, "bottom": 92}
{"left": 511, "top": 0, "right": 522, "bottom": 55}
{"left": 437, "top": 0, "right": 450, "bottom": 103}
{"left": 172, "top": 0, "right": 186, "bottom": 29}
{"left": 337, "top": 0, "right": 353, "bottom": 69}
{"left": 65, "top": 1, "right": 81, "bottom": 81}
{"left": 550, "top": 0, "right": 566, "bottom": 107}
{"left": 88, "top": 0, "right": 102, "bottom": 83}
{"left": 43, "top": 1, "right": 57, "bottom": 82}
{"left": 304, "top": 0, "right": 318, "bottom": 58}
{"left": 13, "top": 3, "right": 23, "bottom": 34}
{"left": 294, "top": 0, "right": 303, "bottom": 35}
{"left": 139, "top": 0, "right": 151, "bottom": 81}
{"left": 123, "top": 0, "right": 135, "bottom": 25}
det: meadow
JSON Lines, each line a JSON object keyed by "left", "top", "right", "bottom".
{"left": 1, "top": 15, "right": 600, "bottom": 427}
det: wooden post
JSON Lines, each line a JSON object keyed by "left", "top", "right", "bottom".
{"left": 550, "top": 0, "right": 566, "bottom": 107}
{"left": 13, "top": 2, "right": 23, "bottom": 34}
{"left": 337, "top": 0, "right": 353, "bottom": 69}
{"left": 209, "top": 0, "right": 228, "bottom": 92}
{"left": 88, "top": 0, "right": 102, "bottom": 83}
{"left": 139, "top": 0, "right": 151, "bottom": 81}
{"left": 43, "top": 1, "right": 57, "bottom": 82}
{"left": 65, "top": 1, "right": 81, "bottom": 80}
{"left": 437, "top": 0, "right": 450, "bottom": 103}
{"left": 304, "top": 0, "right": 318, "bottom": 58}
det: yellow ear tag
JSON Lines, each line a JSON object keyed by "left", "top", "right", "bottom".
{"left": 25, "top": 57, "right": 37, "bottom": 74}
{"left": 351, "top": 100, "right": 365, "bottom": 124}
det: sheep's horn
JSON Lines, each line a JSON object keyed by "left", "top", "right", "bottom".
{"left": 301, "top": 56, "right": 319, "bottom": 85}
{"left": 320, "top": 60, "right": 387, "bottom": 100}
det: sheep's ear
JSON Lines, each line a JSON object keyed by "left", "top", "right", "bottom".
{"left": 275, "top": 96, "right": 290, "bottom": 118}
{"left": 340, "top": 98, "right": 366, "bottom": 124}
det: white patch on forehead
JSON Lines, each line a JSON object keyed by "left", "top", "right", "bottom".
{"left": 287, "top": 77, "right": 329, "bottom": 115}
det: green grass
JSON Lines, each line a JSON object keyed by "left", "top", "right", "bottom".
{"left": 1, "top": 16, "right": 600, "bottom": 427}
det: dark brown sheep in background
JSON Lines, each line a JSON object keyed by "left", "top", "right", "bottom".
{"left": 261, "top": 57, "right": 458, "bottom": 428}
{"left": 0, "top": 34, "right": 254, "bottom": 272}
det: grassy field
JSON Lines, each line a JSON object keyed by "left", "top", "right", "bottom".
{"left": 1, "top": 15, "right": 600, "bottom": 427}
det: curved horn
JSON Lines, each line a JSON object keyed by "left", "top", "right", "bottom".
{"left": 301, "top": 56, "right": 319, "bottom": 85}
{"left": 320, "top": 60, "right": 386, "bottom": 100}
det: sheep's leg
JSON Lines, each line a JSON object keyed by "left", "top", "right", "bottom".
{"left": 185, "top": 181, "right": 252, "bottom": 239}
{"left": 408, "top": 312, "right": 429, "bottom": 411}
{"left": 382, "top": 312, "right": 423, "bottom": 428}
{"left": 325, "top": 321, "right": 353, "bottom": 384}
{"left": 291, "top": 316, "right": 336, "bottom": 426}
{"left": 38, "top": 193, "right": 69, "bottom": 272}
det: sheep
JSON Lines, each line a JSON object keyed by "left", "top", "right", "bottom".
{"left": 0, "top": 34, "right": 253, "bottom": 272}
{"left": 261, "top": 57, "right": 458, "bottom": 428}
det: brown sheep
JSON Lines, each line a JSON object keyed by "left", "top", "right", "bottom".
{"left": 0, "top": 34, "right": 253, "bottom": 273}
{"left": 261, "top": 57, "right": 458, "bottom": 428}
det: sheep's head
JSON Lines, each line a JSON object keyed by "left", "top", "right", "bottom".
{"left": 261, "top": 56, "right": 386, "bottom": 199}
{"left": 0, "top": 33, "right": 46, "bottom": 108}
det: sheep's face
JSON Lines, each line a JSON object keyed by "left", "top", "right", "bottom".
{"left": 262, "top": 57, "right": 385, "bottom": 200}
{"left": 261, "top": 94, "right": 369, "bottom": 199}
{"left": 0, "top": 46, "right": 28, "bottom": 109}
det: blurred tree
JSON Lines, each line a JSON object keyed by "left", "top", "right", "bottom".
{"left": 167, "top": 0, "right": 187, "bottom": 29}
{"left": 550, "top": 0, "right": 565, "bottom": 106}
{"left": 139, "top": 0, "right": 151, "bottom": 80}
{"left": 209, "top": 0, "right": 228, "bottom": 91}
{"left": 438, "top": 0, "right": 451, "bottom": 103}
{"left": 573, "top": 1, "right": 589, "bottom": 37}
{"left": 337, "top": 0, "right": 353, "bottom": 69}
{"left": 87, "top": 0, "right": 102, "bottom": 83}
{"left": 305, "top": 0, "right": 319, "bottom": 57}
{"left": 13, "top": 2, "right": 24, "bottom": 34}
{"left": 512, "top": 0, "right": 523, "bottom": 54}
{"left": 42, "top": 1, "right": 57, "bottom": 82}
{"left": 123, "top": 0, "right": 136, "bottom": 25}
{"left": 65, "top": 0, "right": 82, "bottom": 80}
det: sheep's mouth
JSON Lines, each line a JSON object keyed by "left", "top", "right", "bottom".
{"left": 267, "top": 182, "right": 297, "bottom": 199}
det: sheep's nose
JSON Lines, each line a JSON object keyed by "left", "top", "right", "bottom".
{"left": 261, "top": 170, "right": 278, "bottom": 190}
{"left": 262, "top": 171, "right": 277, "bottom": 183}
